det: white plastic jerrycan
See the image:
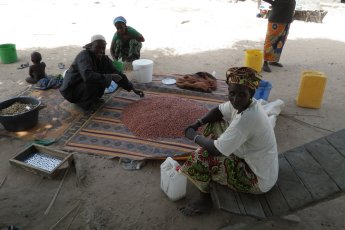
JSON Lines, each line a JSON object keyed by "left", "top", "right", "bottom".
{"left": 160, "top": 157, "right": 187, "bottom": 202}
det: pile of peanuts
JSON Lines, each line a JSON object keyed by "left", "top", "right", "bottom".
{"left": 122, "top": 95, "right": 208, "bottom": 139}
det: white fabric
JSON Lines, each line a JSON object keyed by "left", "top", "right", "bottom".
{"left": 91, "top": 34, "right": 106, "bottom": 43}
{"left": 258, "top": 98, "right": 285, "bottom": 128}
{"left": 214, "top": 99, "right": 283, "bottom": 192}
{"left": 62, "top": 69, "right": 68, "bottom": 78}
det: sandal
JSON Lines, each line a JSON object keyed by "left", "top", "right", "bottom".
{"left": 120, "top": 158, "right": 146, "bottom": 170}
{"left": 58, "top": 62, "right": 65, "bottom": 69}
{"left": 17, "top": 63, "right": 29, "bottom": 69}
{"left": 269, "top": 62, "right": 283, "bottom": 67}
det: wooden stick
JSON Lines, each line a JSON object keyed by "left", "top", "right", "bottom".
{"left": 44, "top": 167, "right": 69, "bottom": 215}
{"left": 0, "top": 175, "right": 7, "bottom": 188}
{"left": 48, "top": 201, "right": 80, "bottom": 230}
{"left": 65, "top": 202, "right": 81, "bottom": 230}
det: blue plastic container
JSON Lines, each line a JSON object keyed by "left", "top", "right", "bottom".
{"left": 254, "top": 80, "right": 272, "bottom": 101}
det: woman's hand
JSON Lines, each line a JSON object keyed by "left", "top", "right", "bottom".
{"left": 184, "top": 120, "right": 201, "bottom": 134}
{"left": 185, "top": 127, "right": 197, "bottom": 141}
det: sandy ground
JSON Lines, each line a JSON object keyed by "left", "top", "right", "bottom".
{"left": 1, "top": 0, "right": 345, "bottom": 229}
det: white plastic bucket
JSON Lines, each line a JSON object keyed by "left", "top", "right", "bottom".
{"left": 160, "top": 157, "right": 187, "bottom": 202}
{"left": 132, "top": 59, "right": 154, "bottom": 83}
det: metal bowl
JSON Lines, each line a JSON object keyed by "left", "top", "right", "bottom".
{"left": 0, "top": 96, "right": 41, "bottom": 131}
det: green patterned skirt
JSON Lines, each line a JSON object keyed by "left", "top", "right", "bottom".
{"left": 180, "top": 121, "right": 261, "bottom": 194}
{"left": 114, "top": 39, "right": 142, "bottom": 62}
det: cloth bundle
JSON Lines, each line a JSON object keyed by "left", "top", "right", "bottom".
{"left": 104, "top": 81, "right": 118, "bottom": 94}
{"left": 176, "top": 72, "right": 217, "bottom": 93}
{"left": 35, "top": 75, "right": 63, "bottom": 90}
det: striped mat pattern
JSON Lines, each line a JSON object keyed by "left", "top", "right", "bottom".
{"left": 64, "top": 90, "right": 226, "bottom": 160}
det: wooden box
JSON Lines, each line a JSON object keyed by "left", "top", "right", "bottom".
{"left": 9, "top": 144, "right": 73, "bottom": 178}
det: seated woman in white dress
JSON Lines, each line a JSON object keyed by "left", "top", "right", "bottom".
{"left": 179, "top": 67, "right": 278, "bottom": 216}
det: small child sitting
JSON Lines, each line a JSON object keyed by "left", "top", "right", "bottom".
{"left": 26, "top": 51, "right": 46, "bottom": 84}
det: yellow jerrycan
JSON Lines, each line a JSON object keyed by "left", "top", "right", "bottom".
{"left": 244, "top": 49, "right": 263, "bottom": 72}
{"left": 296, "top": 71, "right": 327, "bottom": 109}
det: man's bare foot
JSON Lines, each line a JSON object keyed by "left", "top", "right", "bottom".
{"left": 133, "top": 89, "right": 144, "bottom": 98}
{"left": 178, "top": 192, "right": 213, "bottom": 216}
{"left": 269, "top": 62, "right": 283, "bottom": 67}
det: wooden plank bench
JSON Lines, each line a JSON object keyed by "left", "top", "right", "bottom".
{"left": 210, "top": 129, "right": 345, "bottom": 218}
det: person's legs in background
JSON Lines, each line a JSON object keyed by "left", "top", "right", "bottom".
{"left": 114, "top": 39, "right": 129, "bottom": 61}
{"left": 127, "top": 39, "right": 142, "bottom": 62}
{"left": 263, "top": 22, "right": 290, "bottom": 72}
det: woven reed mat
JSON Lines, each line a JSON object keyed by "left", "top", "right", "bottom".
{"left": 63, "top": 87, "right": 227, "bottom": 160}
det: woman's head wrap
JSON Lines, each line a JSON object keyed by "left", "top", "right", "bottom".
{"left": 113, "top": 16, "right": 127, "bottom": 25}
{"left": 226, "top": 67, "right": 262, "bottom": 89}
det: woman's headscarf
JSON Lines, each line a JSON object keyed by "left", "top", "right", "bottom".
{"left": 226, "top": 67, "right": 262, "bottom": 90}
{"left": 113, "top": 16, "right": 127, "bottom": 25}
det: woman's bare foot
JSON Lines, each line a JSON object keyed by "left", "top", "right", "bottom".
{"left": 269, "top": 62, "right": 283, "bottom": 67}
{"left": 262, "top": 61, "right": 271, "bottom": 72}
{"left": 178, "top": 192, "right": 213, "bottom": 216}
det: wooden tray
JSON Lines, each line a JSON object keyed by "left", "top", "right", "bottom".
{"left": 9, "top": 144, "right": 73, "bottom": 178}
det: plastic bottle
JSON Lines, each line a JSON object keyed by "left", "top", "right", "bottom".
{"left": 160, "top": 157, "right": 187, "bottom": 202}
